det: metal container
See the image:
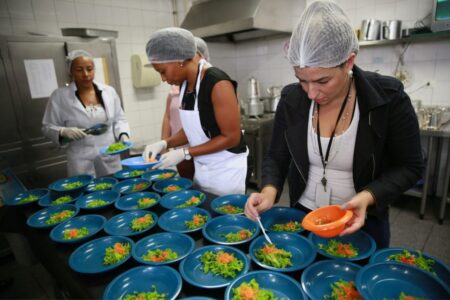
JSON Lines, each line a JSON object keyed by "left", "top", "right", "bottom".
{"left": 360, "top": 19, "right": 381, "bottom": 40}
{"left": 383, "top": 20, "right": 402, "bottom": 40}
{"left": 247, "top": 77, "right": 260, "bottom": 99}
{"left": 247, "top": 98, "right": 264, "bottom": 116}
{"left": 264, "top": 95, "right": 281, "bottom": 113}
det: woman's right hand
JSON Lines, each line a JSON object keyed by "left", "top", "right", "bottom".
{"left": 244, "top": 192, "right": 275, "bottom": 220}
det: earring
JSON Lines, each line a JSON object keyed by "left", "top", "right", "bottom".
{"left": 179, "top": 63, "right": 183, "bottom": 68}
{"left": 348, "top": 70, "right": 353, "bottom": 78}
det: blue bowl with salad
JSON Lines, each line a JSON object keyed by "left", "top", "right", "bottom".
{"left": 210, "top": 194, "right": 248, "bottom": 215}
{"left": 112, "top": 178, "right": 151, "bottom": 194}
{"left": 224, "top": 270, "right": 307, "bottom": 300}
{"left": 38, "top": 190, "right": 84, "bottom": 207}
{"left": 160, "top": 189, "right": 206, "bottom": 210}
{"left": 158, "top": 207, "right": 211, "bottom": 234}
{"left": 5, "top": 188, "right": 49, "bottom": 206}
{"left": 309, "top": 230, "right": 376, "bottom": 262}
{"left": 356, "top": 262, "right": 450, "bottom": 300}
{"left": 142, "top": 169, "right": 177, "bottom": 182}
{"left": 132, "top": 232, "right": 195, "bottom": 266}
{"left": 75, "top": 190, "right": 119, "bottom": 210}
{"left": 249, "top": 232, "right": 316, "bottom": 273}
{"left": 113, "top": 168, "right": 146, "bottom": 180}
{"left": 49, "top": 214, "right": 106, "bottom": 244}
{"left": 369, "top": 247, "right": 450, "bottom": 286}
{"left": 103, "top": 265, "right": 182, "bottom": 300}
{"left": 152, "top": 177, "right": 192, "bottom": 194}
{"left": 104, "top": 210, "right": 158, "bottom": 237}
{"left": 301, "top": 260, "right": 362, "bottom": 300}
{"left": 114, "top": 191, "right": 161, "bottom": 211}
{"left": 179, "top": 245, "right": 250, "bottom": 289}
{"left": 202, "top": 214, "right": 260, "bottom": 246}
{"left": 48, "top": 174, "right": 93, "bottom": 193}
{"left": 84, "top": 177, "right": 118, "bottom": 193}
{"left": 27, "top": 204, "right": 79, "bottom": 229}
{"left": 69, "top": 235, "right": 134, "bottom": 274}
{"left": 260, "top": 206, "right": 306, "bottom": 234}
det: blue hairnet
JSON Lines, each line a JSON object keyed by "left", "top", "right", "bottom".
{"left": 146, "top": 27, "right": 196, "bottom": 64}
{"left": 288, "top": 1, "right": 359, "bottom": 68}
{"left": 66, "top": 49, "right": 94, "bottom": 72}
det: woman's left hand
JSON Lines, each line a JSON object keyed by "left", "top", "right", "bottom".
{"left": 339, "top": 190, "right": 375, "bottom": 236}
{"left": 154, "top": 149, "right": 185, "bottom": 169}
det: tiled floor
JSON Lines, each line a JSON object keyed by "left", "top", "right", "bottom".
{"left": 0, "top": 188, "right": 449, "bottom": 299}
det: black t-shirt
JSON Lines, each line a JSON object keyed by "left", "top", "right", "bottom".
{"left": 181, "top": 67, "right": 246, "bottom": 154}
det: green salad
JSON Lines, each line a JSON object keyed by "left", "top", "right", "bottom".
{"left": 141, "top": 248, "right": 178, "bottom": 263}
{"left": 216, "top": 204, "right": 244, "bottom": 214}
{"left": 223, "top": 229, "right": 254, "bottom": 242}
{"left": 130, "top": 214, "right": 154, "bottom": 231}
{"left": 105, "top": 142, "right": 127, "bottom": 153}
{"left": 18, "top": 194, "right": 39, "bottom": 204}
{"left": 46, "top": 210, "right": 75, "bottom": 225}
{"left": 232, "top": 278, "right": 278, "bottom": 300}
{"left": 93, "top": 183, "right": 112, "bottom": 191}
{"left": 254, "top": 244, "right": 292, "bottom": 269}
{"left": 271, "top": 220, "right": 302, "bottom": 232}
{"left": 86, "top": 199, "right": 108, "bottom": 208}
{"left": 129, "top": 170, "right": 144, "bottom": 177}
{"left": 156, "top": 172, "right": 174, "bottom": 180}
{"left": 185, "top": 214, "right": 208, "bottom": 230}
{"left": 318, "top": 239, "right": 359, "bottom": 258}
{"left": 103, "top": 242, "right": 130, "bottom": 265}
{"left": 163, "top": 185, "right": 181, "bottom": 193}
{"left": 63, "top": 227, "right": 89, "bottom": 240}
{"left": 63, "top": 181, "right": 83, "bottom": 190}
{"left": 201, "top": 250, "right": 244, "bottom": 278}
{"left": 324, "top": 279, "right": 362, "bottom": 300}
{"left": 388, "top": 249, "right": 435, "bottom": 274}
{"left": 52, "top": 195, "right": 73, "bottom": 205}
{"left": 176, "top": 195, "right": 203, "bottom": 208}
{"left": 137, "top": 197, "right": 157, "bottom": 208}
{"left": 121, "top": 285, "right": 167, "bottom": 300}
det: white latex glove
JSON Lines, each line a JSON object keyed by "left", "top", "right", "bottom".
{"left": 154, "top": 149, "right": 185, "bottom": 169}
{"left": 60, "top": 127, "right": 87, "bottom": 140}
{"left": 119, "top": 134, "right": 129, "bottom": 142}
{"left": 142, "top": 140, "right": 167, "bottom": 161}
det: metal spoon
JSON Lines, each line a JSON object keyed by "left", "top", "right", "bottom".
{"left": 256, "top": 216, "right": 273, "bottom": 245}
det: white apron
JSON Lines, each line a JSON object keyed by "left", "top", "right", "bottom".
{"left": 178, "top": 60, "right": 248, "bottom": 196}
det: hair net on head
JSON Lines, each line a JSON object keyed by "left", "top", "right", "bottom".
{"left": 194, "top": 37, "right": 210, "bottom": 61}
{"left": 146, "top": 27, "right": 196, "bottom": 64}
{"left": 287, "top": 0, "right": 359, "bottom": 68}
{"left": 66, "top": 49, "right": 94, "bottom": 72}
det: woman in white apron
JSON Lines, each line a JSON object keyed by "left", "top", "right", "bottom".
{"left": 142, "top": 28, "right": 248, "bottom": 196}
{"left": 42, "top": 50, "right": 130, "bottom": 178}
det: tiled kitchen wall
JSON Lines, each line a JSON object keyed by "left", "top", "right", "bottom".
{"left": 208, "top": 0, "right": 450, "bottom": 107}
{"left": 0, "top": 0, "right": 177, "bottom": 146}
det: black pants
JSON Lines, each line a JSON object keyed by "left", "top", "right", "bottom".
{"left": 294, "top": 201, "right": 390, "bottom": 249}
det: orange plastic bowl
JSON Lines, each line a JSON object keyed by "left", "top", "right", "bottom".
{"left": 301, "top": 205, "right": 353, "bottom": 238}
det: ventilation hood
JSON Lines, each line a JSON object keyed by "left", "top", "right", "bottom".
{"left": 180, "top": 0, "right": 305, "bottom": 42}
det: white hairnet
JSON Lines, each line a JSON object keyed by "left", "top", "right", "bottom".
{"left": 288, "top": 0, "right": 359, "bottom": 68}
{"left": 194, "top": 37, "right": 210, "bottom": 61}
{"left": 66, "top": 49, "right": 94, "bottom": 72}
{"left": 146, "top": 27, "right": 196, "bottom": 64}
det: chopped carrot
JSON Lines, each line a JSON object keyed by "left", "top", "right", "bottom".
{"left": 239, "top": 286, "right": 257, "bottom": 300}
{"left": 217, "top": 252, "right": 235, "bottom": 264}
{"left": 114, "top": 243, "right": 126, "bottom": 255}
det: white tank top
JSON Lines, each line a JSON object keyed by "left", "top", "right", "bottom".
{"left": 298, "top": 99, "right": 360, "bottom": 210}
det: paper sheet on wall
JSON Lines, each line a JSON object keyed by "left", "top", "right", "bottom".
{"left": 24, "top": 59, "right": 58, "bottom": 99}
{"left": 93, "top": 57, "right": 110, "bottom": 85}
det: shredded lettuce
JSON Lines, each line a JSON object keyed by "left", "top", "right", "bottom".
{"left": 137, "top": 197, "right": 157, "bottom": 208}
{"left": 254, "top": 244, "right": 292, "bottom": 269}
{"left": 63, "top": 181, "right": 83, "bottom": 190}
{"left": 232, "top": 278, "right": 278, "bottom": 300}
{"left": 93, "top": 183, "right": 112, "bottom": 191}
{"left": 86, "top": 199, "right": 108, "bottom": 208}
{"left": 388, "top": 249, "right": 435, "bottom": 274}
{"left": 46, "top": 210, "right": 75, "bottom": 225}
{"left": 52, "top": 195, "right": 73, "bottom": 205}
{"left": 129, "top": 170, "right": 144, "bottom": 177}
{"left": 216, "top": 204, "right": 244, "bottom": 214}
{"left": 141, "top": 248, "right": 178, "bottom": 262}
{"left": 185, "top": 214, "right": 208, "bottom": 229}
{"left": 62, "top": 227, "right": 89, "bottom": 240}
{"left": 156, "top": 172, "right": 174, "bottom": 180}
{"left": 130, "top": 214, "right": 154, "bottom": 231}
{"left": 324, "top": 279, "right": 362, "bottom": 300}
{"left": 18, "top": 194, "right": 39, "bottom": 204}
{"left": 106, "top": 142, "right": 127, "bottom": 153}
{"left": 176, "top": 195, "right": 202, "bottom": 208}
{"left": 222, "top": 229, "right": 254, "bottom": 242}
{"left": 103, "top": 242, "right": 130, "bottom": 265}
{"left": 201, "top": 250, "right": 244, "bottom": 278}
{"left": 318, "top": 240, "right": 359, "bottom": 258}
{"left": 397, "top": 291, "right": 426, "bottom": 300}
{"left": 120, "top": 285, "right": 167, "bottom": 300}
{"left": 271, "top": 220, "right": 302, "bottom": 232}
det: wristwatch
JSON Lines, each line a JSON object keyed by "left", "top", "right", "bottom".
{"left": 183, "top": 148, "right": 192, "bottom": 160}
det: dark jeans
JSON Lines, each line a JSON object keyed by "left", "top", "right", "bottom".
{"left": 294, "top": 202, "right": 390, "bottom": 249}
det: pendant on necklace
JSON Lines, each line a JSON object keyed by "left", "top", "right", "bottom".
{"left": 321, "top": 176, "right": 327, "bottom": 192}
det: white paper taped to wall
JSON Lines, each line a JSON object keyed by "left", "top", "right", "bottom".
{"left": 24, "top": 59, "right": 58, "bottom": 99}
{"left": 131, "top": 54, "right": 161, "bottom": 88}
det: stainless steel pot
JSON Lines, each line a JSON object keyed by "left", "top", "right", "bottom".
{"left": 361, "top": 19, "right": 381, "bottom": 40}
{"left": 264, "top": 95, "right": 280, "bottom": 113}
{"left": 383, "top": 20, "right": 402, "bottom": 40}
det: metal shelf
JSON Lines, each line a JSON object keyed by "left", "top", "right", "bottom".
{"left": 359, "top": 30, "right": 450, "bottom": 47}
